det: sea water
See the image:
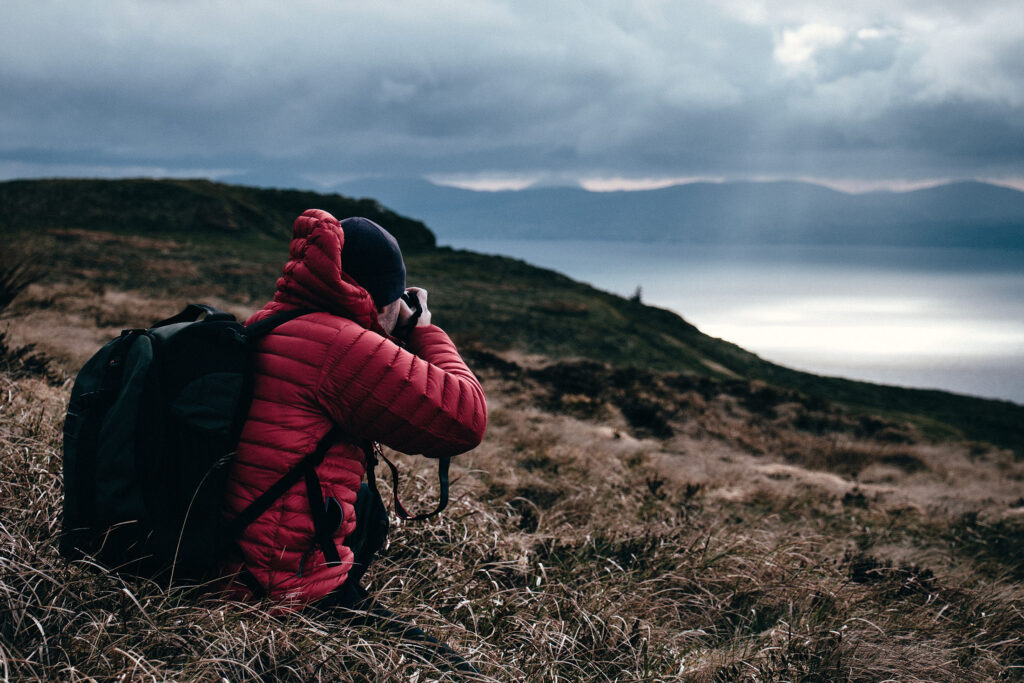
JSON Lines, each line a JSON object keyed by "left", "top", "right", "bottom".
{"left": 443, "top": 239, "right": 1024, "bottom": 405}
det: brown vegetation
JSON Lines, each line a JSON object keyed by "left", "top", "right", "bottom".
{"left": 0, "top": 225, "right": 1022, "bottom": 679}
{"left": 2, "top": 293, "right": 1023, "bottom": 679}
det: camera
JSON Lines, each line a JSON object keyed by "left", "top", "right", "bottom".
{"left": 397, "top": 290, "right": 423, "bottom": 337}
{"left": 401, "top": 289, "right": 422, "bottom": 316}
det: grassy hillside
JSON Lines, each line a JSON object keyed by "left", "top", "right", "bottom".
{"left": 5, "top": 363, "right": 1022, "bottom": 680}
{"left": 0, "top": 177, "right": 435, "bottom": 251}
{"left": 1, "top": 178, "right": 1022, "bottom": 680}
{"left": 2, "top": 177, "right": 1022, "bottom": 457}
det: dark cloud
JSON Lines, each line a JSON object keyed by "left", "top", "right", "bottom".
{"left": 0, "top": 1, "right": 1020, "bottom": 187}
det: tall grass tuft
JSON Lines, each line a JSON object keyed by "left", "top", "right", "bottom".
{"left": 0, "top": 241, "right": 58, "bottom": 381}
{"left": 0, "top": 240, "right": 41, "bottom": 316}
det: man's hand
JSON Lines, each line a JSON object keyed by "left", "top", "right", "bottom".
{"left": 399, "top": 287, "right": 432, "bottom": 328}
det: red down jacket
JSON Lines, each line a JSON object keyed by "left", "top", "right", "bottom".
{"left": 221, "top": 209, "right": 487, "bottom": 604}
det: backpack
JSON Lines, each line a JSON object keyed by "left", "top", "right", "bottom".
{"left": 60, "top": 303, "right": 452, "bottom": 585}
{"left": 60, "top": 304, "right": 317, "bottom": 583}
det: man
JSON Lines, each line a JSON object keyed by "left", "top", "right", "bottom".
{"left": 220, "top": 209, "right": 487, "bottom": 610}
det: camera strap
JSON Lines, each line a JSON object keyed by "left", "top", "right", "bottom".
{"left": 363, "top": 441, "right": 451, "bottom": 521}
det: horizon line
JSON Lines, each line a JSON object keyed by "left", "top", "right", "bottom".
{"left": 427, "top": 174, "right": 1024, "bottom": 195}
{"left": 2, "top": 171, "right": 1023, "bottom": 196}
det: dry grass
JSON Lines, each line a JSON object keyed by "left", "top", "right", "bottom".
{"left": 0, "top": 240, "right": 41, "bottom": 316}
{"left": 2, "top": 349, "right": 1023, "bottom": 680}
{"left": 0, "top": 241, "right": 61, "bottom": 383}
{"left": 0, "top": 278, "right": 1022, "bottom": 680}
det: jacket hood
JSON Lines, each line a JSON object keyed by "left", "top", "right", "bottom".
{"left": 272, "top": 209, "right": 385, "bottom": 333}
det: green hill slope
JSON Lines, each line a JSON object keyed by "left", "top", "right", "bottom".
{"left": 2, "top": 177, "right": 1022, "bottom": 454}
{"left": 0, "top": 178, "right": 435, "bottom": 251}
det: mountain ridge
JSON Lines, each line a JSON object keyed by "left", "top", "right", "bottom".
{"left": 337, "top": 176, "right": 1024, "bottom": 247}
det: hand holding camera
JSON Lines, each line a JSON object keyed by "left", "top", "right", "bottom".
{"left": 398, "top": 287, "right": 431, "bottom": 332}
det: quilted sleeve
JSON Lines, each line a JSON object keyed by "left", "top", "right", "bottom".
{"left": 316, "top": 324, "right": 487, "bottom": 457}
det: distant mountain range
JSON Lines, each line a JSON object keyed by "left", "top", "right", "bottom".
{"left": 336, "top": 177, "right": 1024, "bottom": 248}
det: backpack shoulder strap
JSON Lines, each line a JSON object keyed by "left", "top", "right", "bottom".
{"left": 221, "top": 308, "right": 321, "bottom": 538}
{"left": 244, "top": 308, "right": 315, "bottom": 340}
{"left": 152, "top": 304, "right": 233, "bottom": 328}
{"left": 225, "top": 426, "right": 341, "bottom": 538}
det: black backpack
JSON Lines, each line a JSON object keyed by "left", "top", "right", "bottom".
{"left": 60, "top": 304, "right": 321, "bottom": 583}
{"left": 61, "top": 303, "right": 452, "bottom": 585}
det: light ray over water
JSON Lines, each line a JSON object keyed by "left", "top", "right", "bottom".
{"left": 707, "top": 298, "right": 1024, "bottom": 357}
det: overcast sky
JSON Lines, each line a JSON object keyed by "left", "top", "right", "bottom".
{"left": 1, "top": 0, "right": 1022, "bottom": 192}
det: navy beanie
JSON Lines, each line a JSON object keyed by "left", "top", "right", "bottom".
{"left": 339, "top": 217, "right": 406, "bottom": 309}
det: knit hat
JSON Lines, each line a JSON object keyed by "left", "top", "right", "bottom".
{"left": 339, "top": 217, "right": 407, "bottom": 309}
